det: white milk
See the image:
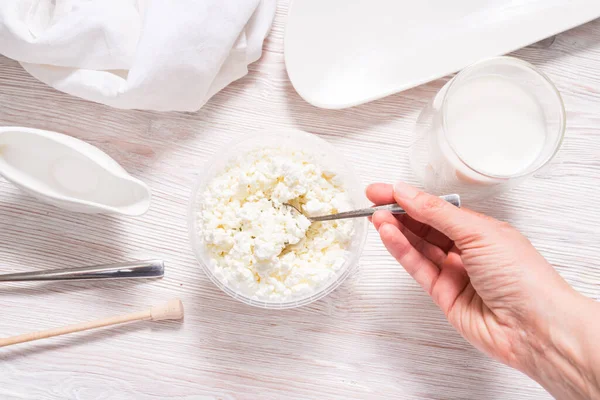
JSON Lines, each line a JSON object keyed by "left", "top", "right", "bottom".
{"left": 444, "top": 75, "right": 547, "bottom": 177}
{"left": 411, "top": 58, "right": 564, "bottom": 202}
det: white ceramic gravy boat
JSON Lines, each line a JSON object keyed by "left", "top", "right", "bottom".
{"left": 0, "top": 127, "right": 150, "bottom": 216}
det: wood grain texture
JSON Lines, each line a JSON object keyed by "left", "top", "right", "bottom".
{"left": 0, "top": 3, "right": 599, "bottom": 399}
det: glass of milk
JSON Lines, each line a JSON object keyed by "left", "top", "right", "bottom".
{"left": 410, "top": 56, "right": 565, "bottom": 202}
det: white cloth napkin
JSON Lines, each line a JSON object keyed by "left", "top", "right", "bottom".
{"left": 0, "top": 0, "right": 275, "bottom": 111}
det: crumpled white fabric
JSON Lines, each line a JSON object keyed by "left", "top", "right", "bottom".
{"left": 0, "top": 0, "right": 275, "bottom": 111}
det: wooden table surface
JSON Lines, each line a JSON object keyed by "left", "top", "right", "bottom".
{"left": 1, "top": 4, "right": 599, "bottom": 399}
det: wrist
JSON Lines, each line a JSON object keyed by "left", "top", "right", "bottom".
{"left": 523, "top": 287, "right": 599, "bottom": 399}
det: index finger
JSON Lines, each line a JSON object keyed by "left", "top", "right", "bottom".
{"left": 393, "top": 182, "right": 490, "bottom": 242}
{"left": 367, "top": 183, "right": 455, "bottom": 251}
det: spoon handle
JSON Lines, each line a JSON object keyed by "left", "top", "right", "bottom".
{"left": 311, "top": 194, "right": 461, "bottom": 222}
{"left": 0, "top": 260, "right": 164, "bottom": 282}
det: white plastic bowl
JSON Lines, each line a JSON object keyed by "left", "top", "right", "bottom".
{"left": 188, "top": 130, "right": 368, "bottom": 309}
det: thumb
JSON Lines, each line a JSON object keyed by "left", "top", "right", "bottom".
{"left": 393, "top": 182, "right": 491, "bottom": 242}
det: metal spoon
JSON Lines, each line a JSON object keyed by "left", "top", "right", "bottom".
{"left": 0, "top": 260, "right": 164, "bottom": 282}
{"left": 285, "top": 194, "right": 461, "bottom": 222}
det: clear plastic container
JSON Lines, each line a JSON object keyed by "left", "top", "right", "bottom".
{"left": 188, "top": 129, "right": 369, "bottom": 309}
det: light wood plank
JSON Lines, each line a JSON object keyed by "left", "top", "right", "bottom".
{"left": 0, "top": 4, "right": 598, "bottom": 399}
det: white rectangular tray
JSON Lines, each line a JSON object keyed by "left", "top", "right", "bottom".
{"left": 285, "top": 0, "right": 600, "bottom": 109}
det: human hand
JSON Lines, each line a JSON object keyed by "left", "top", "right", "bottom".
{"left": 367, "top": 182, "right": 600, "bottom": 400}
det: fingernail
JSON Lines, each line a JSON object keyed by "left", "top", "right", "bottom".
{"left": 377, "top": 222, "right": 388, "bottom": 233}
{"left": 393, "top": 181, "right": 419, "bottom": 199}
{"left": 374, "top": 218, "right": 383, "bottom": 232}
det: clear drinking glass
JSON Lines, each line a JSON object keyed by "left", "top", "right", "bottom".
{"left": 410, "top": 56, "right": 565, "bottom": 202}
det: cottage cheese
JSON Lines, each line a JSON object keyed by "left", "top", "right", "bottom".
{"left": 197, "top": 148, "right": 354, "bottom": 302}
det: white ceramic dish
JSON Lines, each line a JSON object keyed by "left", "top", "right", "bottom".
{"left": 285, "top": 0, "right": 600, "bottom": 109}
{"left": 188, "top": 129, "right": 369, "bottom": 309}
{"left": 0, "top": 127, "right": 150, "bottom": 215}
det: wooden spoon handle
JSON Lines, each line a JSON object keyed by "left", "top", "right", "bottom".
{"left": 0, "top": 299, "right": 183, "bottom": 348}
